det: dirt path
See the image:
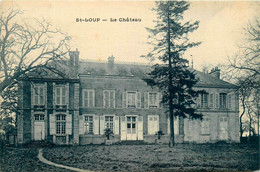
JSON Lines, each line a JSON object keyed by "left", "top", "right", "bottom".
{"left": 38, "top": 149, "right": 91, "bottom": 172}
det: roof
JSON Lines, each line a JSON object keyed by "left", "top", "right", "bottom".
{"left": 78, "top": 59, "right": 237, "bottom": 89}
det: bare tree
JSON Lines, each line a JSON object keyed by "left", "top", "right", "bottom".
{"left": 228, "top": 18, "right": 260, "bottom": 139}
{"left": 0, "top": 9, "right": 71, "bottom": 93}
{"left": 0, "top": 9, "right": 71, "bottom": 132}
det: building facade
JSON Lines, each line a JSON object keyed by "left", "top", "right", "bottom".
{"left": 17, "top": 50, "right": 240, "bottom": 145}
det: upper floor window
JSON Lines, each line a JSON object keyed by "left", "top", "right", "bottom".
{"left": 56, "top": 114, "right": 66, "bottom": 134}
{"left": 148, "top": 92, "right": 161, "bottom": 108}
{"left": 219, "top": 93, "right": 227, "bottom": 109}
{"left": 83, "top": 89, "right": 95, "bottom": 107}
{"left": 33, "top": 85, "right": 45, "bottom": 105}
{"left": 200, "top": 93, "right": 208, "bottom": 108}
{"left": 127, "top": 91, "right": 136, "bottom": 108}
{"left": 149, "top": 93, "right": 158, "bottom": 108}
{"left": 56, "top": 86, "right": 66, "bottom": 105}
{"left": 103, "top": 90, "right": 115, "bottom": 108}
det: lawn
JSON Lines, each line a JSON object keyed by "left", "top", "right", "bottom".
{"left": 0, "top": 147, "right": 72, "bottom": 172}
{"left": 42, "top": 143, "right": 259, "bottom": 172}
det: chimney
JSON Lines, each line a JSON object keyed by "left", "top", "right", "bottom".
{"left": 69, "top": 48, "right": 79, "bottom": 67}
{"left": 209, "top": 67, "right": 220, "bottom": 79}
{"left": 108, "top": 55, "right": 115, "bottom": 69}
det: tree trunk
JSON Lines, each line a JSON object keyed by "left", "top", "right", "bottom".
{"left": 240, "top": 97, "right": 246, "bottom": 141}
{"left": 167, "top": 6, "right": 175, "bottom": 147}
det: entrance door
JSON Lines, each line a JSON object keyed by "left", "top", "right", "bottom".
{"left": 34, "top": 114, "right": 45, "bottom": 140}
{"left": 34, "top": 122, "right": 45, "bottom": 140}
{"left": 219, "top": 117, "right": 228, "bottom": 140}
{"left": 126, "top": 116, "right": 137, "bottom": 140}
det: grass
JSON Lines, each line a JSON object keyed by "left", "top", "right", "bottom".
{"left": 42, "top": 143, "right": 259, "bottom": 172}
{"left": 0, "top": 147, "right": 72, "bottom": 172}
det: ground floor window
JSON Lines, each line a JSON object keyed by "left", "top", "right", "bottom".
{"left": 105, "top": 116, "right": 114, "bottom": 132}
{"left": 127, "top": 116, "right": 137, "bottom": 134}
{"left": 84, "top": 115, "right": 94, "bottom": 134}
{"left": 56, "top": 114, "right": 66, "bottom": 134}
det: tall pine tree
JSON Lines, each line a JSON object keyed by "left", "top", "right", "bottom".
{"left": 144, "top": 1, "right": 202, "bottom": 146}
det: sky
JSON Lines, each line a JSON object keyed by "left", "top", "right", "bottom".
{"left": 1, "top": 0, "right": 259, "bottom": 71}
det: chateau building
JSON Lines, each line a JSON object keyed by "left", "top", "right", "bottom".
{"left": 16, "top": 50, "right": 240, "bottom": 145}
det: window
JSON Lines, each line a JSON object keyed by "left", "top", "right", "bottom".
{"left": 103, "top": 90, "right": 115, "bottom": 108}
{"left": 56, "top": 86, "right": 66, "bottom": 105}
{"left": 201, "top": 93, "right": 208, "bottom": 108}
{"left": 148, "top": 115, "right": 159, "bottom": 135}
{"left": 56, "top": 114, "right": 66, "bottom": 134}
{"left": 127, "top": 92, "right": 136, "bottom": 108}
{"left": 34, "top": 85, "right": 45, "bottom": 105}
{"left": 201, "top": 117, "right": 210, "bottom": 135}
{"left": 127, "top": 116, "right": 137, "bottom": 134}
{"left": 219, "top": 93, "right": 227, "bottom": 109}
{"left": 83, "top": 89, "right": 95, "bottom": 107}
{"left": 84, "top": 116, "right": 94, "bottom": 134}
{"left": 34, "top": 114, "right": 44, "bottom": 121}
{"left": 149, "top": 93, "right": 158, "bottom": 108}
{"left": 209, "top": 94, "right": 213, "bottom": 108}
{"left": 105, "top": 116, "right": 114, "bottom": 132}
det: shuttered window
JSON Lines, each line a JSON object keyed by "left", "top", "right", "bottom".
{"left": 127, "top": 92, "right": 136, "bottom": 108}
{"left": 56, "top": 114, "right": 66, "bottom": 134}
{"left": 83, "top": 89, "right": 95, "bottom": 107}
{"left": 103, "top": 90, "right": 115, "bottom": 108}
{"left": 201, "top": 93, "right": 208, "bottom": 108}
{"left": 220, "top": 93, "right": 227, "bottom": 109}
{"left": 105, "top": 116, "right": 114, "bottom": 132}
{"left": 56, "top": 87, "right": 66, "bottom": 105}
{"left": 84, "top": 115, "right": 94, "bottom": 134}
{"left": 33, "top": 85, "right": 45, "bottom": 105}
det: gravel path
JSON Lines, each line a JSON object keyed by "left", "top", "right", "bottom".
{"left": 38, "top": 148, "right": 91, "bottom": 172}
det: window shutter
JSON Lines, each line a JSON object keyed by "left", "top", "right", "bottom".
{"left": 66, "top": 114, "right": 72, "bottom": 135}
{"left": 174, "top": 116, "right": 179, "bottom": 135}
{"left": 167, "top": 118, "right": 170, "bottom": 135}
{"left": 114, "top": 116, "right": 119, "bottom": 135}
{"left": 120, "top": 116, "right": 126, "bottom": 140}
{"left": 53, "top": 83, "right": 56, "bottom": 106}
{"left": 197, "top": 94, "right": 201, "bottom": 108}
{"left": 215, "top": 93, "right": 219, "bottom": 109}
{"left": 154, "top": 116, "right": 159, "bottom": 134}
{"left": 200, "top": 121, "right": 205, "bottom": 134}
{"left": 44, "top": 83, "right": 47, "bottom": 106}
{"left": 100, "top": 115, "right": 105, "bottom": 135}
{"left": 228, "top": 94, "right": 232, "bottom": 109}
{"left": 49, "top": 114, "right": 55, "bottom": 135}
{"left": 110, "top": 91, "right": 115, "bottom": 108}
{"left": 144, "top": 92, "right": 148, "bottom": 108}
{"left": 79, "top": 115, "right": 84, "bottom": 135}
{"left": 137, "top": 92, "right": 141, "bottom": 108}
{"left": 122, "top": 91, "right": 127, "bottom": 108}
{"left": 103, "top": 91, "right": 106, "bottom": 108}
{"left": 65, "top": 84, "right": 69, "bottom": 105}
{"left": 93, "top": 115, "right": 99, "bottom": 135}
{"left": 137, "top": 116, "right": 143, "bottom": 140}
{"left": 31, "top": 84, "right": 34, "bottom": 107}
{"left": 158, "top": 93, "right": 162, "bottom": 108}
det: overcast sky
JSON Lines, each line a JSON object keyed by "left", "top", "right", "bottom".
{"left": 1, "top": 0, "right": 260, "bottom": 71}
